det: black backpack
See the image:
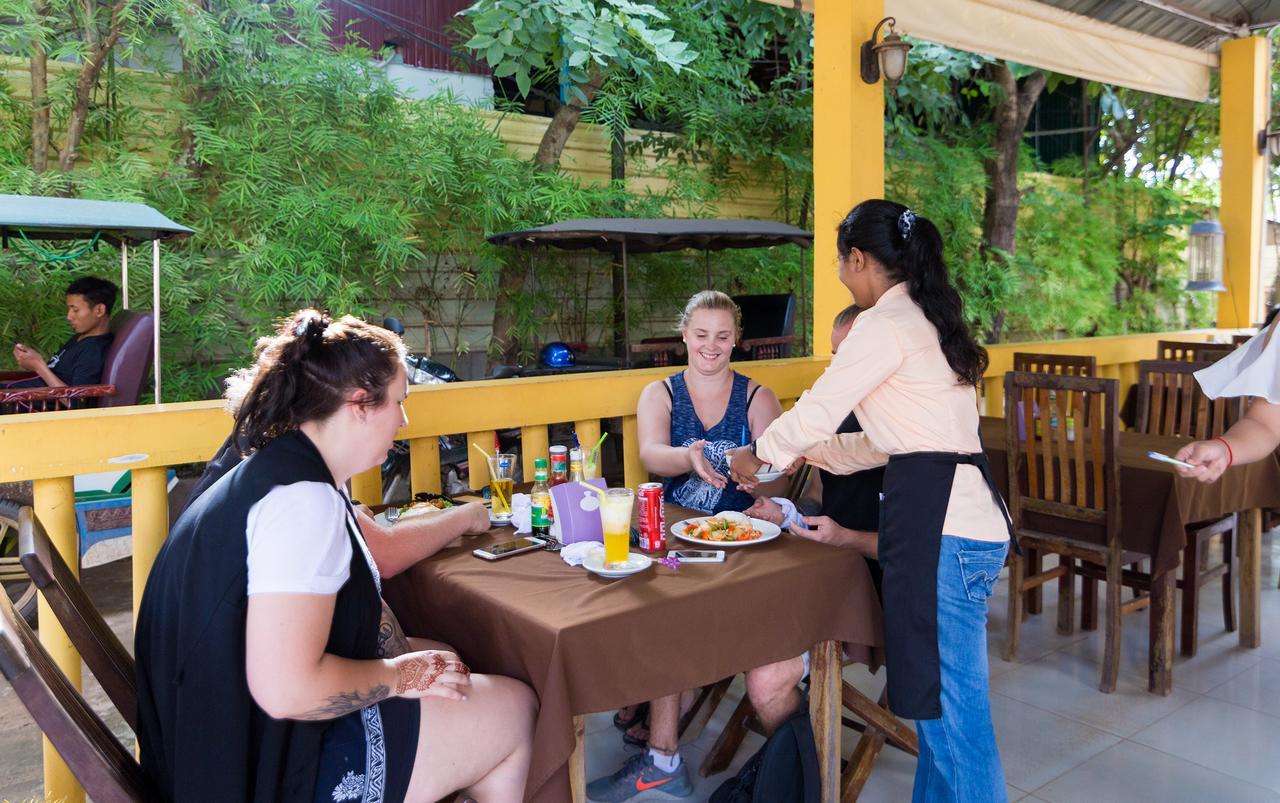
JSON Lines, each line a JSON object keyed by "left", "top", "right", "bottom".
{"left": 709, "top": 703, "right": 820, "bottom": 803}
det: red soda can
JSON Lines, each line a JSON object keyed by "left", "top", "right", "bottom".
{"left": 637, "top": 482, "right": 666, "bottom": 551}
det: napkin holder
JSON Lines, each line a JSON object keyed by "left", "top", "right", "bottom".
{"left": 550, "top": 478, "right": 607, "bottom": 544}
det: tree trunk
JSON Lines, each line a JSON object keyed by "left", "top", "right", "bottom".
{"left": 30, "top": 1, "right": 51, "bottom": 174}
{"left": 980, "top": 61, "right": 1046, "bottom": 343}
{"left": 58, "top": 0, "right": 128, "bottom": 174}
{"left": 532, "top": 72, "right": 605, "bottom": 170}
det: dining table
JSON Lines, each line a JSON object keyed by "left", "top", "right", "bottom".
{"left": 979, "top": 416, "right": 1280, "bottom": 693}
{"left": 383, "top": 501, "right": 883, "bottom": 803}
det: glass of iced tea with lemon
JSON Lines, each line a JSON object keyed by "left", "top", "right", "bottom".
{"left": 600, "top": 488, "right": 634, "bottom": 568}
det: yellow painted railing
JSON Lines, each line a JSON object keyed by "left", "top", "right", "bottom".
{"left": 0, "top": 327, "right": 1248, "bottom": 799}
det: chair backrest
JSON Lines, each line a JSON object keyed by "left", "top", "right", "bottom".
{"left": 1003, "top": 371, "right": 1120, "bottom": 546}
{"left": 99, "top": 311, "right": 154, "bottom": 408}
{"left": 1156, "top": 339, "right": 1235, "bottom": 363}
{"left": 1012, "top": 352, "right": 1097, "bottom": 377}
{"left": 1135, "top": 359, "right": 1242, "bottom": 439}
{"left": 1233, "top": 333, "right": 1253, "bottom": 345}
{"left": 18, "top": 507, "right": 136, "bottom": 731}
{"left": 0, "top": 581, "right": 151, "bottom": 802}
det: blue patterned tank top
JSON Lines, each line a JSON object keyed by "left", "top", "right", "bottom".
{"left": 662, "top": 371, "right": 757, "bottom": 514}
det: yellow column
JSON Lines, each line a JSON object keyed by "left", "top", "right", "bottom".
{"left": 1218, "top": 35, "right": 1269, "bottom": 328}
{"left": 350, "top": 467, "right": 383, "bottom": 506}
{"left": 812, "top": 0, "right": 885, "bottom": 355}
{"left": 131, "top": 467, "right": 169, "bottom": 624}
{"left": 33, "top": 477, "right": 85, "bottom": 803}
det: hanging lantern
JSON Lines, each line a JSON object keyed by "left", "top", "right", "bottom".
{"left": 1186, "top": 218, "right": 1225, "bottom": 292}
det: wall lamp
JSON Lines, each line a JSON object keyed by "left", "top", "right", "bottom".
{"left": 860, "top": 17, "right": 912, "bottom": 93}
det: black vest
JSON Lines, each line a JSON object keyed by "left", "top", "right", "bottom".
{"left": 135, "top": 430, "right": 381, "bottom": 801}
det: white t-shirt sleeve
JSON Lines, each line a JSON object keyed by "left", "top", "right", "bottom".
{"left": 246, "top": 482, "right": 352, "bottom": 595}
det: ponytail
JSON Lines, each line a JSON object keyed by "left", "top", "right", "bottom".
{"left": 226, "top": 309, "right": 406, "bottom": 453}
{"left": 836, "top": 199, "right": 987, "bottom": 386}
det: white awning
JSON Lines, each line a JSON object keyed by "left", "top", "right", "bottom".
{"left": 757, "top": 0, "right": 1217, "bottom": 101}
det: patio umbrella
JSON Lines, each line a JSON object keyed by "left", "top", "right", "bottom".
{"left": 0, "top": 194, "right": 194, "bottom": 403}
{"left": 486, "top": 218, "right": 814, "bottom": 365}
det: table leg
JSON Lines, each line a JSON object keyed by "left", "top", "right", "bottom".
{"left": 1240, "top": 508, "right": 1262, "bottom": 648}
{"left": 1148, "top": 567, "right": 1175, "bottom": 696}
{"left": 570, "top": 714, "right": 586, "bottom": 803}
{"left": 810, "top": 640, "right": 841, "bottom": 803}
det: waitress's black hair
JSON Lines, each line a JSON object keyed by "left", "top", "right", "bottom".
{"left": 837, "top": 199, "right": 988, "bottom": 386}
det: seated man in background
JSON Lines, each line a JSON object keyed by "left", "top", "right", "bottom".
{"left": 7, "top": 276, "right": 119, "bottom": 389}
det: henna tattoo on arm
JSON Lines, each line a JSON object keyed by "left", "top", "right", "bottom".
{"left": 376, "top": 600, "right": 411, "bottom": 658}
{"left": 294, "top": 684, "right": 391, "bottom": 721}
{"left": 393, "top": 653, "right": 470, "bottom": 695}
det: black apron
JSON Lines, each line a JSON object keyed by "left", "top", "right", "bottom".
{"left": 878, "top": 451, "right": 1015, "bottom": 720}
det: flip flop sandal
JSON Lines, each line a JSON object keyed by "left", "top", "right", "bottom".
{"left": 621, "top": 723, "right": 649, "bottom": 749}
{"left": 612, "top": 702, "right": 649, "bottom": 732}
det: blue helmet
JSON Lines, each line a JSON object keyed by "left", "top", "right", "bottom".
{"left": 540, "top": 342, "right": 576, "bottom": 368}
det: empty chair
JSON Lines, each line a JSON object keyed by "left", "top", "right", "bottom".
{"left": 1132, "top": 361, "right": 1242, "bottom": 656}
{"left": 18, "top": 506, "right": 136, "bottom": 728}
{"left": 0, "top": 584, "right": 152, "bottom": 802}
{"left": 1156, "top": 340, "right": 1235, "bottom": 363}
{"left": 1003, "top": 370, "right": 1151, "bottom": 693}
{"left": 1012, "top": 352, "right": 1097, "bottom": 377}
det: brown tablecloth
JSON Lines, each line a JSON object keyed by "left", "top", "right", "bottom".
{"left": 979, "top": 417, "right": 1280, "bottom": 573}
{"left": 383, "top": 503, "right": 882, "bottom": 803}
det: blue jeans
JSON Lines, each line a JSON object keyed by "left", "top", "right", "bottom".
{"left": 912, "top": 535, "right": 1009, "bottom": 803}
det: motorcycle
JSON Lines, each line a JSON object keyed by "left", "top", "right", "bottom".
{"left": 379, "top": 317, "right": 469, "bottom": 503}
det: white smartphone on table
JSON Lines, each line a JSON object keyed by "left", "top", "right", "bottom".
{"left": 473, "top": 537, "right": 546, "bottom": 560}
{"left": 668, "top": 549, "right": 726, "bottom": 563}
{"left": 1147, "top": 451, "right": 1196, "bottom": 470}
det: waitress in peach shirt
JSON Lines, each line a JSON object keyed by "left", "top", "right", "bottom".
{"left": 730, "top": 200, "right": 1015, "bottom": 803}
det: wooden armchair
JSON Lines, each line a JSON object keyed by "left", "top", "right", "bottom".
{"left": 1, "top": 311, "right": 153, "bottom": 413}
{"left": 1003, "top": 371, "right": 1148, "bottom": 693}
{"left": 18, "top": 506, "right": 136, "bottom": 729}
{"left": 0, "top": 578, "right": 152, "bottom": 802}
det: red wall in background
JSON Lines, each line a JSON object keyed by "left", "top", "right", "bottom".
{"left": 323, "top": 0, "right": 489, "bottom": 75}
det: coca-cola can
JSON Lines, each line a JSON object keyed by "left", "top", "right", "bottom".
{"left": 637, "top": 482, "right": 666, "bottom": 551}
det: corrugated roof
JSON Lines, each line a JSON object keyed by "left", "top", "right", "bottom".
{"left": 1038, "top": 0, "right": 1280, "bottom": 50}
{"left": 0, "top": 195, "right": 193, "bottom": 244}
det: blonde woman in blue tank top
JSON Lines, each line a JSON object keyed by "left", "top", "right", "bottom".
{"left": 587, "top": 291, "right": 794, "bottom": 801}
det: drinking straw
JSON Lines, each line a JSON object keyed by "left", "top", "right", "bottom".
{"left": 472, "top": 443, "right": 507, "bottom": 509}
{"left": 577, "top": 480, "right": 606, "bottom": 499}
{"left": 589, "top": 432, "right": 608, "bottom": 460}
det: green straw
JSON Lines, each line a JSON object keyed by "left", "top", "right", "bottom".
{"left": 589, "top": 432, "right": 608, "bottom": 459}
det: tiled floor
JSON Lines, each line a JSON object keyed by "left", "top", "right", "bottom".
{"left": 1, "top": 531, "right": 1277, "bottom": 801}
{"left": 583, "top": 529, "right": 1280, "bottom": 802}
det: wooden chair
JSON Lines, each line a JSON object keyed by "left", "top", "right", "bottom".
{"left": 1003, "top": 371, "right": 1149, "bottom": 693}
{"left": 1232, "top": 334, "right": 1254, "bottom": 346}
{"left": 1130, "top": 361, "right": 1242, "bottom": 656}
{"left": 17, "top": 506, "right": 137, "bottom": 729}
{"left": 1156, "top": 339, "right": 1235, "bottom": 363}
{"left": 0, "top": 577, "right": 152, "bottom": 802}
{"left": 1011, "top": 353, "right": 1098, "bottom": 616}
{"left": 698, "top": 667, "right": 917, "bottom": 803}
{"left": 1012, "top": 352, "right": 1097, "bottom": 377}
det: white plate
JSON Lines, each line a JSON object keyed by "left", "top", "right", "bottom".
{"left": 582, "top": 550, "right": 653, "bottom": 578}
{"left": 671, "top": 516, "right": 782, "bottom": 547}
{"left": 753, "top": 470, "right": 784, "bottom": 483}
